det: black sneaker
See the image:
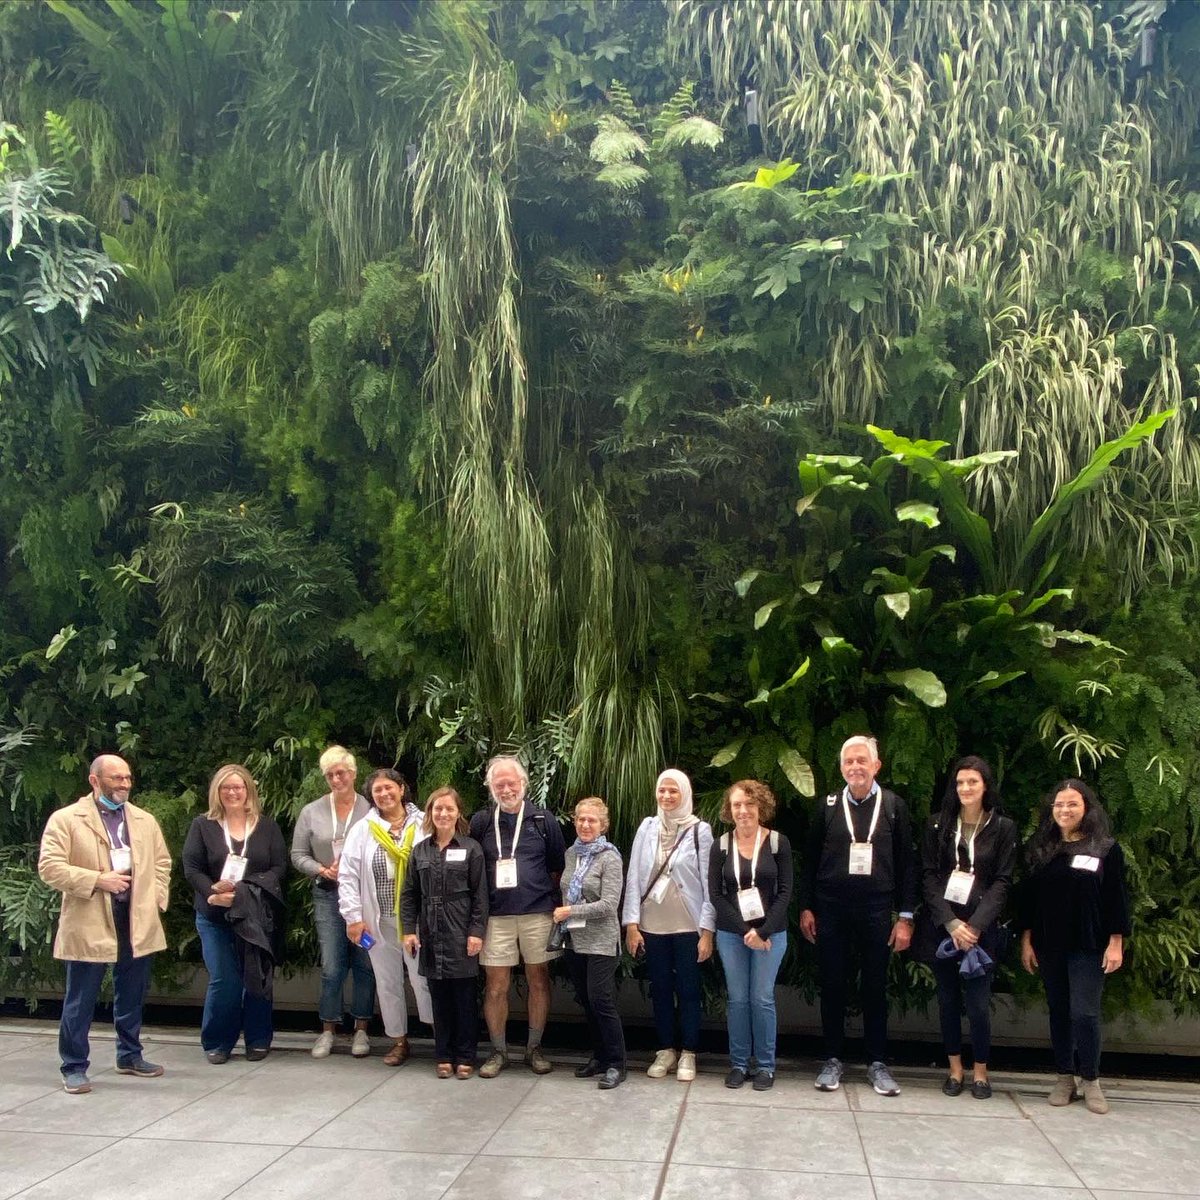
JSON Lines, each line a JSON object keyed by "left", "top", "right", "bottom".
{"left": 752, "top": 1071, "right": 775, "bottom": 1092}
{"left": 115, "top": 1057, "right": 164, "bottom": 1078}
{"left": 724, "top": 1067, "right": 747, "bottom": 1089}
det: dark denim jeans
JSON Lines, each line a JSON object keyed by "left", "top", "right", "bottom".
{"left": 566, "top": 948, "right": 626, "bottom": 1071}
{"left": 932, "top": 954, "right": 994, "bottom": 1062}
{"left": 59, "top": 899, "right": 153, "bottom": 1075}
{"left": 313, "top": 884, "right": 375, "bottom": 1023}
{"left": 1040, "top": 948, "right": 1106, "bottom": 1079}
{"left": 195, "top": 912, "right": 274, "bottom": 1053}
{"left": 816, "top": 899, "right": 893, "bottom": 1063}
{"left": 643, "top": 931, "right": 702, "bottom": 1052}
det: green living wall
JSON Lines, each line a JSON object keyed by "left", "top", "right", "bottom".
{"left": 1, "top": 0, "right": 1198, "bottom": 1022}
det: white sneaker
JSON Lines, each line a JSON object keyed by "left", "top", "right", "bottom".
{"left": 350, "top": 1029, "right": 371, "bottom": 1058}
{"left": 311, "top": 1030, "right": 335, "bottom": 1059}
{"left": 676, "top": 1051, "right": 697, "bottom": 1082}
{"left": 646, "top": 1049, "right": 678, "bottom": 1078}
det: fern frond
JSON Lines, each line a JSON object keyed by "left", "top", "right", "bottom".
{"left": 658, "top": 114, "right": 724, "bottom": 152}
{"left": 589, "top": 115, "right": 648, "bottom": 165}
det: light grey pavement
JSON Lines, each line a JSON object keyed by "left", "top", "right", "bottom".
{"left": 0, "top": 1023, "right": 1197, "bottom": 1200}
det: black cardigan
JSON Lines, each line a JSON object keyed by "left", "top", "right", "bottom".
{"left": 182, "top": 814, "right": 288, "bottom": 923}
{"left": 914, "top": 811, "right": 1018, "bottom": 963}
{"left": 1020, "top": 840, "right": 1132, "bottom": 955}
{"left": 708, "top": 829, "right": 794, "bottom": 938}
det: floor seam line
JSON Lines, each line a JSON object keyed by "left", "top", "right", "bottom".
{"left": 650, "top": 1078, "right": 690, "bottom": 1200}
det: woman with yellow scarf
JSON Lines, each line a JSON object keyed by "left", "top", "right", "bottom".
{"left": 339, "top": 769, "right": 433, "bottom": 1065}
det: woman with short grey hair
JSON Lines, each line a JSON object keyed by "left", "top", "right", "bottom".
{"left": 291, "top": 746, "right": 375, "bottom": 1059}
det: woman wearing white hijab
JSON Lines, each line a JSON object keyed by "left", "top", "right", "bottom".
{"left": 622, "top": 769, "right": 715, "bottom": 1081}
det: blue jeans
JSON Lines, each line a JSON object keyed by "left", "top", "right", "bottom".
{"left": 59, "top": 899, "right": 153, "bottom": 1075}
{"left": 643, "top": 931, "right": 702, "bottom": 1051}
{"left": 313, "top": 885, "right": 375, "bottom": 1023}
{"left": 932, "top": 954, "right": 993, "bottom": 1062}
{"left": 195, "top": 912, "right": 274, "bottom": 1053}
{"left": 716, "top": 929, "right": 787, "bottom": 1072}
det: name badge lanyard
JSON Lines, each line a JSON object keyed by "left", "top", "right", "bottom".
{"left": 329, "top": 796, "right": 350, "bottom": 862}
{"left": 844, "top": 790, "right": 882, "bottom": 875}
{"left": 221, "top": 819, "right": 255, "bottom": 883}
{"left": 103, "top": 814, "right": 132, "bottom": 874}
{"left": 494, "top": 803, "right": 525, "bottom": 889}
{"left": 944, "top": 813, "right": 988, "bottom": 904}
{"left": 736, "top": 828, "right": 767, "bottom": 921}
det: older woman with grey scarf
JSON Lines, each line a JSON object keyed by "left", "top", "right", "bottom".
{"left": 553, "top": 798, "right": 626, "bottom": 1090}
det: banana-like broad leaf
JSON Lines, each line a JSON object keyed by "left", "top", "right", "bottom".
{"left": 754, "top": 597, "right": 783, "bottom": 628}
{"left": 886, "top": 668, "right": 947, "bottom": 707}
{"left": 710, "top": 738, "right": 745, "bottom": 768}
{"left": 777, "top": 746, "right": 815, "bottom": 796}
{"left": 896, "top": 500, "right": 940, "bottom": 527}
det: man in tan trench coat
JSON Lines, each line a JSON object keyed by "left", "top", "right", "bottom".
{"left": 38, "top": 753, "right": 172, "bottom": 1094}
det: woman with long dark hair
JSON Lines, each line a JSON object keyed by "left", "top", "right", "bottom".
{"left": 915, "top": 756, "right": 1017, "bottom": 1099}
{"left": 1020, "top": 779, "right": 1130, "bottom": 1114}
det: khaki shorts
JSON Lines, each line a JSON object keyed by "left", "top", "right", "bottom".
{"left": 479, "top": 912, "right": 559, "bottom": 967}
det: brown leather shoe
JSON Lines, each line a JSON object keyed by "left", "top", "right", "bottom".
{"left": 436, "top": 1062, "right": 453, "bottom": 1079}
{"left": 383, "top": 1037, "right": 410, "bottom": 1066}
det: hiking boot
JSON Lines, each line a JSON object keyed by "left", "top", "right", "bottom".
{"left": 478, "top": 1050, "right": 508, "bottom": 1078}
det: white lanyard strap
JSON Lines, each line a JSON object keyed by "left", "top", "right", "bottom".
{"left": 955, "top": 812, "right": 990, "bottom": 874}
{"left": 843, "top": 789, "right": 882, "bottom": 845}
{"left": 494, "top": 803, "right": 525, "bottom": 859}
{"left": 736, "top": 828, "right": 766, "bottom": 888}
{"left": 223, "top": 819, "right": 255, "bottom": 856}
{"left": 329, "top": 796, "right": 351, "bottom": 842}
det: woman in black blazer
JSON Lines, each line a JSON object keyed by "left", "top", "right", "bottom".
{"left": 915, "top": 755, "right": 1017, "bottom": 1099}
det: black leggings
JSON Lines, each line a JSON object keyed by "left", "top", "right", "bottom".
{"left": 932, "top": 955, "right": 993, "bottom": 1063}
{"left": 565, "top": 949, "right": 626, "bottom": 1070}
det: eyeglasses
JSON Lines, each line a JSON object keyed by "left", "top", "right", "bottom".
{"left": 105, "top": 774, "right": 133, "bottom": 784}
{"left": 1052, "top": 802, "right": 1084, "bottom": 811}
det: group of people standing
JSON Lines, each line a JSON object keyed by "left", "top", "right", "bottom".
{"left": 36, "top": 735, "right": 1130, "bottom": 1115}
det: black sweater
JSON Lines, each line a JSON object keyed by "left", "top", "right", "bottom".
{"left": 708, "top": 829, "right": 794, "bottom": 937}
{"left": 914, "top": 811, "right": 1018, "bottom": 963}
{"left": 1021, "top": 841, "right": 1131, "bottom": 955}
{"left": 797, "top": 787, "right": 917, "bottom": 913}
{"left": 182, "top": 815, "right": 288, "bottom": 923}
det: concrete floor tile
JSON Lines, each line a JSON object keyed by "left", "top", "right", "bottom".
{"left": 848, "top": 1079, "right": 1024, "bottom": 1116}
{"left": 873, "top": 1181, "right": 1089, "bottom": 1200}
{"left": 135, "top": 1053, "right": 387, "bottom": 1146}
{"left": 222, "top": 1146, "right": 472, "bottom": 1199}
{"left": 1024, "top": 1100, "right": 1200, "bottom": 1194}
{"left": 305, "top": 1068, "right": 535, "bottom": 1153}
{"left": 661, "top": 1163, "right": 876, "bottom": 1200}
{"left": 12, "top": 1137, "right": 286, "bottom": 1200}
{"left": 1090, "top": 1193, "right": 1200, "bottom": 1200}
{"left": 442, "top": 1156, "right": 658, "bottom": 1200}
{"left": 0, "top": 1131, "right": 114, "bottom": 1200}
{"left": 673, "top": 1104, "right": 867, "bottom": 1175}
{"left": 480, "top": 1074, "right": 683, "bottom": 1162}
{"left": 687, "top": 1071, "right": 852, "bottom": 1111}
{"left": 858, "top": 1112, "right": 1083, "bottom": 1188}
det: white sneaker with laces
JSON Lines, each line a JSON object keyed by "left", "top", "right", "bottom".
{"left": 350, "top": 1029, "right": 371, "bottom": 1058}
{"left": 311, "top": 1030, "right": 335, "bottom": 1059}
{"left": 646, "top": 1049, "right": 678, "bottom": 1078}
{"left": 676, "top": 1051, "right": 697, "bottom": 1081}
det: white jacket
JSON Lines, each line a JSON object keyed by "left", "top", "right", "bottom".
{"left": 622, "top": 816, "right": 716, "bottom": 932}
{"left": 338, "top": 806, "right": 425, "bottom": 937}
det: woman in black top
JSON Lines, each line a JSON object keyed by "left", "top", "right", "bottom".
{"left": 915, "top": 755, "right": 1017, "bottom": 1100}
{"left": 401, "top": 787, "right": 488, "bottom": 1079}
{"left": 708, "top": 779, "right": 793, "bottom": 1091}
{"left": 182, "top": 764, "right": 288, "bottom": 1063}
{"left": 1020, "top": 778, "right": 1129, "bottom": 1115}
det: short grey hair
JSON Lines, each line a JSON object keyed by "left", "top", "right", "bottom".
{"left": 839, "top": 735, "right": 880, "bottom": 762}
{"left": 485, "top": 755, "right": 529, "bottom": 788}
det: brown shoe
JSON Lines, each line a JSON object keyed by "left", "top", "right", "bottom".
{"left": 456, "top": 1063, "right": 475, "bottom": 1079}
{"left": 525, "top": 1046, "right": 553, "bottom": 1075}
{"left": 478, "top": 1050, "right": 508, "bottom": 1078}
{"left": 383, "top": 1037, "right": 410, "bottom": 1066}
{"left": 436, "top": 1062, "right": 453, "bottom": 1079}
{"left": 1082, "top": 1078, "right": 1110, "bottom": 1114}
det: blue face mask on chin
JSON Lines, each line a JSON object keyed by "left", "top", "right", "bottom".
{"left": 97, "top": 793, "right": 125, "bottom": 812}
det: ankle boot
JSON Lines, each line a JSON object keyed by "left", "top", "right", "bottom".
{"left": 1082, "top": 1078, "right": 1109, "bottom": 1114}
{"left": 1048, "top": 1074, "right": 1077, "bottom": 1106}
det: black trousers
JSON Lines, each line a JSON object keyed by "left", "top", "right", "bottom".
{"left": 427, "top": 977, "right": 479, "bottom": 1066}
{"left": 816, "top": 899, "right": 893, "bottom": 1063}
{"left": 932, "top": 954, "right": 993, "bottom": 1062}
{"left": 565, "top": 948, "right": 626, "bottom": 1070}
{"left": 1039, "top": 948, "right": 1105, "bottom": 1080}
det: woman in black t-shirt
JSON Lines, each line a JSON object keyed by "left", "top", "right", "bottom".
{"left": 1020, "top": 778, "right": 1130, "bottom": 1115}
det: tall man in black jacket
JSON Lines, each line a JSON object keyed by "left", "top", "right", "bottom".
{"left": 799, "top": 735, "right": 917, "bottom": 1096}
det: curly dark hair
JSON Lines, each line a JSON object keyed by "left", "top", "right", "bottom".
{"left": 720, "top": 779, "right": 777, "bottom": 824}
{"left": 1026, "top": 778, "right": 1114, "bottom": 869}
{"left": 363, "top": 768, "right": 412, "bottom": 811}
